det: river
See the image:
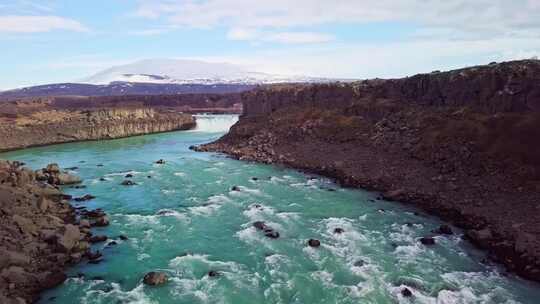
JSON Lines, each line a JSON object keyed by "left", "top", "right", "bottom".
{"left": 1, "top": 115, "right": 539, "bottom": 304}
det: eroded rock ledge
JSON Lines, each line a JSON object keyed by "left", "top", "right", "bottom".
{"left": 197, "top": 60, "right": 540, "bottom": 282}
{"left": 0, "top": 107, "right": 195, "bottom": 151}
{"left": 0, "top": 161, "right": 93, "bottom": 303}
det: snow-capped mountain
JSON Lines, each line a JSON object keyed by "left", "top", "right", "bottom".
{"left": 0, "top": 59, "right": 341, "bottom": 100}
{"left": 82, "top": 59, "right": 327, "bottom": 85}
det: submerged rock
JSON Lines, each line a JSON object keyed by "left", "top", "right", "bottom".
{"left": 143, "top": 272, "right": 168, "bottom": 286}
{"left": 231, "top": 186, "right": 241, "bottom": 192}
{"left": 155, "top": 159, "right": 166, "bottom": 165}
{"left": 264, "top": 231, "right": 280, "bottom": 239}
{"left": 121, "top": 180, "right": 137, "bottom": 186}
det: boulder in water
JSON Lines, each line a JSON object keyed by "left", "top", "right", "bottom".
{"left": 208, "top": 270, "right": 221, "bottom": 277}
{"left": 125, "top": 174, "right": 133, "bottom": 178}
{"left": 401, "top": 287, "right": 413, "bottom": 297}
{"left": 333, "top": 228, "right": 345, "bottom": 234}
{"left": 231, "top": 186, "right": 241, "bottom": 192}
{"left": 91, "top": 216, "right": 109, "bottom": 227}
{"left": 308, "top": 239, "right": 321, "bottom": 248}
{"left": 74, "top": 194, "right": 96, "bottom": 202}
{"left": 253, "top": 221, "right": 267, "bottom": 230}
{"left": 420, "top": 236, "right": 436, "bottom": 245}
{"left": 264, "top": 231, "right": 280, "bottom": 239}
{"left": 143, "top": 272, "right": 168, "bottom": 286}
{"left": 121, "top": 180, "right": 137, "bottom": 186}
{"left": 89, "top": 235, "right": 108, "bottom": 244}
{"left": 155, "top": 159, "right": 166, "bottom": 165}
{"left": 434, "top": 224, "right": 454, "bottom": 235}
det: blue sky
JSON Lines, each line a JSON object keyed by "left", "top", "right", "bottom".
{"left": 1, "top": 0, "right": 539, "bottom": 89}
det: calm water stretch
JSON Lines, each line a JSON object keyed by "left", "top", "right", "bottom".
{"left": 2, "top": 115, "right": 539, "bottom": 304}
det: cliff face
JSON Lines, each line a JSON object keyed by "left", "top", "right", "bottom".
{"left": 199, "top": 59, "right": 540, "bottom": 282}
{"left": 0, "top": 108, "right": 195, "bottom": 151}
{"left": 243, "top": 59, "right": 540, "bottom": 116}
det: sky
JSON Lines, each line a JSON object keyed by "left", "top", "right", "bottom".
{"left": 1, "top": 0, "right": 540, "bottom": 89}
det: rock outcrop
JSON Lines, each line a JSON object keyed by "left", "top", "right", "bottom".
{"left": 197, "top": 59, "right": 540, "bottom": 282}
{"left": 0, "top": 161, "right": 92, "bottom": 303}
{"left": 0, "top": 108, "right": 195, "bottom": 151}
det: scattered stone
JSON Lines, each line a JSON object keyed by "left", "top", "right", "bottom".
{"left": 420, "top": 237, "right": 436, "bottom": 245}
{"left": 401, "top": 288, "right": 413, "bottom": 297}
{"left": 308, "top": 239, "right": 321, "bottom": 248}
{"left": 353, "top": 260, "right": 364, "bottom": 267}
{"left": 253, "top": 221, "right": 267, "bottom": 230}
{"left": 91, "top": 216, "right": 110, "bottom": 227}
{"left": 83, "top": 209, "right": 106, "bottom": 218}
{"left": 465, "top": 228, "right": 493, "bottom": 248}
{"left": 89, "top": 235, "right": 108, "bottom": 244}
{"left": 208, "top": 270, "right": 221, "bottom": 277}
{"left": 435, "top": 224, "right": 454, "bottom": 235}
{"left": 264, "top": 231, "right": 280, "bottom": 239}
{"left": 333, "top": 228, "right": 345, "bottom": 234}
{"left": 143, "top": 272, "right": 168, "bottom": 286}
{"left": 121, "top": 180, "right": 137, "bottom": 186}
{"left": 74, "top": 194, "right": 96, "bottom": 202}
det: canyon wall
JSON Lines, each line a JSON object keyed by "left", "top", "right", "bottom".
{"left": 243, "top": 60, "right": 540, "bottom": 116}
{"left": 0, "top": 108, "right": 195, "bottom": 151}
{"left": 199, "top": 59, "right": 540, "bottom": 282}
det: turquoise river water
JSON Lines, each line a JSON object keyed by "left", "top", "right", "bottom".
{"left": 2, "top": 115, "right": 540, "bottom": 304}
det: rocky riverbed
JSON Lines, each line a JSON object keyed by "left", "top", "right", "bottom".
{"left": 0, "top": 161, "right": 110, "bottom": 303}
{"left": 197, "top": 59, "right": 540, "bottom": 283}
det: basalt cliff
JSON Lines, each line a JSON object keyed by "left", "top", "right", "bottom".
{"left": 0, "top": 107, "right": 195, "bottom": 151}
{"left": 198, "top": 60, "right": 540, "bottom": 282}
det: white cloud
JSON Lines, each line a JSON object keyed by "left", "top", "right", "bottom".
{"left": 134, "top": 0, "right": 540, "bottom": 40}
{"left": 0, "top": 15, "right": 89, "bottom": 33}
{"left": 226, "top": 28, "right": 333, "bottom": 44}
{"left": 189, "top": 36, "right": 540, "bottom": 78}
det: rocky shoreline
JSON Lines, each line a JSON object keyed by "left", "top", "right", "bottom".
{"left": 0, "top": 107, "right": 195, "bottom": 152}
{"left": 197, "top": 60, "right": 540, "bottom": 283}
{"left": 0, "top": 161, "right": 112, "bottom": 303}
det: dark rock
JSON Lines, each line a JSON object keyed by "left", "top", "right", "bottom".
{"left": 143, "top": 272, "right": 168, "bottom": 286}
{"left": 231, "top": 186, "right": 241, "bottom": 191}
{"left": 74, "top": 194, "right": 96, "bottom": 202}
{"left": 435, "top": 224, "right": 454, "bottom": 235}
{"left": 353, "top": 260, "right": 364, "bottom": 267}
{"left": 106, "top": 241, "right": 118, "bottom": 247}
{"left": 118, "top": 235, "right": 128, "bottom": 241}
{"left": 125, "top": 174, "right": 133, "bottom": 178}
{"left": 91, "top": 216, "right": 110, "bottom": 227}
{"left": 121, "top": 180, "right": 137, "bottom": 186}
{"left": 99, "top": 177, "right": 106, "bottom": 181}
{"left": 147, "top": 175, "right": 152, "bottom": 178}
{"left": 251, "top": 177, "right": 259, "bottom": 181}
{"left": 89, "top": 235, "right": 108, "bottom": 244}
{"left": 96, "top": 164, "right": 104, "bottom": 167}
{"left": 401, "top": 288, "right": 413, "bottom": 297}
{"left": 65, "top": 167, "right": 79, "bottom": 171}
{"left": 208, "top": 270, "right": 221, "bottom": 277}
{"left": 91, "top": 276, "right": 104, "bottom": 280}
{"left": 155, "top": 159, "right": 166, "bottom": 165}
{"left": 420, "top": 237, "right": 436, "bottom": 245}
{"left": 40, "top": 271, "right": 67, "bottom": 290}
{"left": 83, "top": 209, "right": 106, "bottom": 218}
{"left": 333, "top": 228, "right": 345, "bottom": 234}
{"left": 308, "top": 239, "right": 321, "bottom": 248}
{"left": 253, "top": 221, "right": 267, "bottom": 230}
{"left": 264, "top": 231, "right": 280, "bottom": 239}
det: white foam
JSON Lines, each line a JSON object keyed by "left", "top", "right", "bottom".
{"left": 104, "top": 170, "right": 143, "bottom": 177}
{"left": 174, "top": 172, "right": 187, "bottom": 177}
